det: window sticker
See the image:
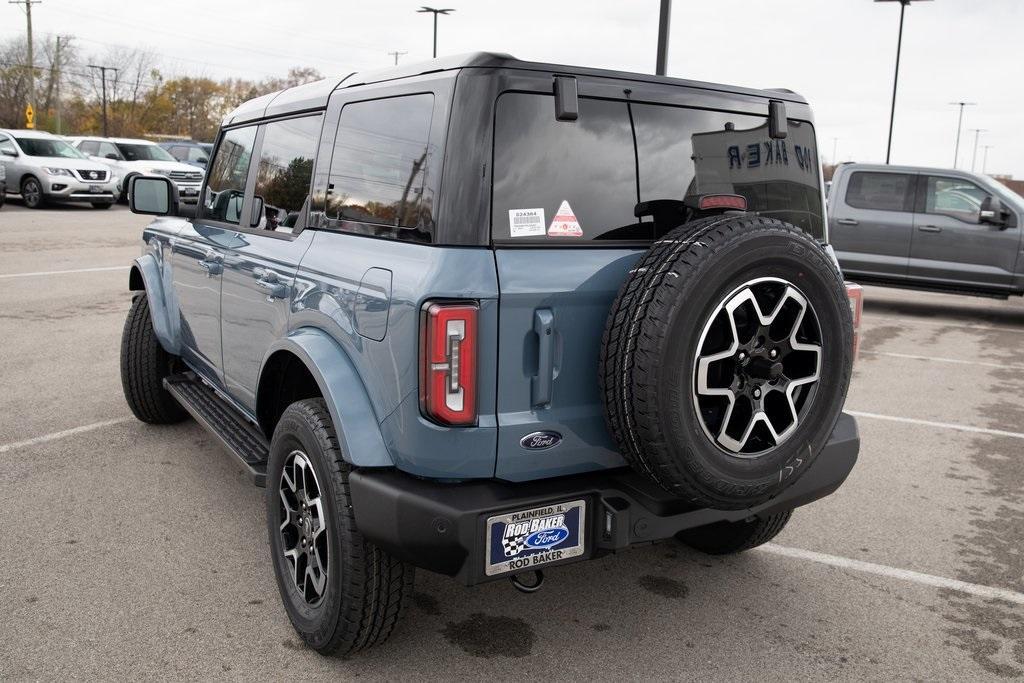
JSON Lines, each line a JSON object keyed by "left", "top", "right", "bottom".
{"left": 547, "top": 200, "right": 583, "bottom": 237}
{"left": 509, "top": 208, "right": 546, "bottom": 237}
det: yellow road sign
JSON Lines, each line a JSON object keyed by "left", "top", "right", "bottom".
{"left": 25, "top": 104, "right": 35, "bottom": 129}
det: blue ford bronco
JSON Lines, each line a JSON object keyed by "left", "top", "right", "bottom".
{"left": 120, "top": 53, "right": 862, "bottom": 655}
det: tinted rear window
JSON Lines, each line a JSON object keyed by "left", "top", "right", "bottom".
{"left": 844, "top": 171, "right": 914, "bottom": 212}
{"left": 492, "top": 93, "right": 824, "bottom": 243}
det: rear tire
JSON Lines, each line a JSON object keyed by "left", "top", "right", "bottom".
{"left": 677, "top": 510, "right": 792, "bottom": 555}
{"left": 119, "top": 294, "right": 187, "bottom": 424}
{"left": 267, "top": 399, "right": 414, "bottom": 656}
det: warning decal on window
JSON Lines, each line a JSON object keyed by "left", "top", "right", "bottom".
{"left": 547, "top": 200, "right": 583, "bottom": 237}
{"left": 509, "top": 208, "right": 546, "bottom": 237}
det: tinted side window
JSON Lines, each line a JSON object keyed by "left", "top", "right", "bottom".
{"left": 845, "top": 172, "right": 914, "bottom": 212}
{"left": 634, "top": 104, "right": 823, "bottom": 239}
{"left": 251, "top": 115, "right": 321, "bottom": 232}
{"left": 97, "top": 141, "right": 121, "bottom": 159}
{"left": 923, "top": 176, "right": 990, "bottom": 224}
{"left": 324, "top": 94, "right": 435, "bottom": 241}
{"left": 202, "top": 126, "right": 257, "bottom": 224}
{"left": 187, "top": 146, "right": 208, "bottom": 163}
{"left": 492, "top": 93, "right": 642, "bottom": 241}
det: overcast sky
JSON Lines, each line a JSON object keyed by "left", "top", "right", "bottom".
{"left": 2, "top": 0, "right": 1022, "bottom": 177}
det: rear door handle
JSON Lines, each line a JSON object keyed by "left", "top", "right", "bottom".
{"left": 531, "top": 308, "right": 555, "bottom": 407}
{"left": 918, "top": 225, "right": 942, "bottom": 233}
{"left": 836, "top": 218, "right": 859, "bottom": 226}
{"left": 255, "top": 268, "right": 287, "bottom": 299}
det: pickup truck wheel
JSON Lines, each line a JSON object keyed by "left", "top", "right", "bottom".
{"left": 600, "top": 215, "right": 853, "bottom": 510}
{"left": 267, "top": 399, "right": 414, "bottom": 656}
{"left": 119, "top": 294, "right": 187, "bottom": 424}
{"left": 21, "top": 177, "right": 45, "bottom": 209}
{"left": 677, "top": 510, "right": 792, "bottom": 555}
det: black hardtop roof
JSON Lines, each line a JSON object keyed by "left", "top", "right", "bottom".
{"left": 223, "top": 51, "right": 806, "bottom": 125}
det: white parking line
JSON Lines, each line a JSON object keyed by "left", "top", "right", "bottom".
{"left": 0, "top": 265, "right": 128, "bottom": 279}
{"left": 860, "top": 350, "right": 1024, "bottom": 371}
{"left": 848, "top": 410, "right": 1024, "bottom": 440}
{"left": 760, "top": 543, "right": 1024, "bottom": 606}
{"left": 867, "top": 313, "right": 1022, "bottom": 334}
{"left": 0, "top": 417, "right": 133, "bottom": 455}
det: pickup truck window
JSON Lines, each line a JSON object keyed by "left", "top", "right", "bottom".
{"left": 251, "top": 115, "right": 321, "bottom": 232}
{"left": 323, "top": 94, "right": 435, "bottom": 241}
{"left": 845, "top": 172, "right": 915, "bottom": 212}
{"left": 923, "top": 176, "right": 989, "bottom": 224}
{"left": 202, "top": 125, "right": 257, "bottom": 225}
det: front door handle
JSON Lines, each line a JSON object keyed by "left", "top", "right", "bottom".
{"left": 198, "top": 249, "right": 223, "bottom": 276}
{"left": 836, "top": 218, "right": 859, "bottom": 226}
{"left": 255, "top": 269, "right": 287, "bottom": 300}
{"left": 531, "top": 308, "right": 555, "bottom": 407}
{"left": 918, "top": 225, "right": 942, "bottom": 233}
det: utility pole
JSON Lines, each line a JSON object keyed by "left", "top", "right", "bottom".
{"left": 53, "top": 35, "right": 63, "bottom": 134}
{"left": 88, "top": 64, "right": 118, "bottom": 137}
{"left": 948, "top": 101, "right": 976, "bottom": 169}
{"left": 968, "top": 128, "right": 987, "bottom": 172}
{"left": 831, "top": 137, "right": 839, "bottom": 166}
{"left": 417, "top": 7, "right": 454, "bottom": 59}
{"left": 387, "top": 50, "right": 407, "bottom": 66}
{"left": 981, "top": 145, "right": 993, "bottom": 174}
{"left": 875, "top": 0, "right": 930, "bottom": 165}
{"left": 655, "top": 0, "right": 671, "bottom": 76}
{"left": 9, "top": 0, "right": 42, "bottom": 125}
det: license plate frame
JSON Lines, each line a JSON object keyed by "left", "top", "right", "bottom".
{"left": 484, "top": 499, "right": 587, "bottom": 576}
{"left": 88, "top": 184, "right": 102, "bottom": 193}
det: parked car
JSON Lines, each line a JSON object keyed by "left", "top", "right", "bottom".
{"left": 0, "top": 159, "right": 6, "bottom": 209}
{"left": 68, "top": 136, "right": 204, "bottom": 204}
{"left": 829, "top": 163, "right": 1024, "bottom": 297}
{"left": 158, "top": 140, "right": 213, "bottom": 169}
{"left": 0, "top": 129, "right": 118, "bottom": 209}
{"left": 119, "top": 53, "right": 862, "bottom": 656}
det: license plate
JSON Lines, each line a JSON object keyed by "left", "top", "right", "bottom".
{"left": 181, "top": 187, "right": 198, "bottom": 196}
{"left": 88, "top": 185, "right": 102, "bottom": 193}
{"left": 485, "top": 499, "right": 586, "bottom": 576}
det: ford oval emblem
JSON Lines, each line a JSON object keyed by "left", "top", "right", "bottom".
{"left": 520, "top": 431, "right": 562, "bottom": 450}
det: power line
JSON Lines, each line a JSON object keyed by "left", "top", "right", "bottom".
{"left": 387, "top": 50, "right": 408, "bottom": 66}
{"left": 87, "top": 63, "right": 117, "bottom": 137}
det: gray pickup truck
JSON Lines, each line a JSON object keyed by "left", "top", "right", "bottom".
{"left": 829, "top": 163, "right": 1024, "bottom": 298}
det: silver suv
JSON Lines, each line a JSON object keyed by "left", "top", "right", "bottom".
{"left": 69, "top": 136, "right": 204, "bottom": 204}
{"left": 0, "top": 129, "right": 118, "bottom": 209}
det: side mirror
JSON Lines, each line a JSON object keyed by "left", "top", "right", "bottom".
{"left": 979, "top": 195, "right": 1008, "bottom": 227}
{"left": 105, "top": 153, "right": 120, "bottom": 160}
{"left": 129, "top": 175, "right": 178, "bottom": 216}
{"left": 197, "top": 157, "right": 208, "bottom": 166}
{"left": 1, "top": 148, "right": 17, "bottom": 157}
{"left": 250, "top": 195, "right": 265, "bottom": 227}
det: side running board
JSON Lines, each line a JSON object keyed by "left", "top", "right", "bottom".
{"left": 164, "top": 373, "right": 269, "bottom": 487}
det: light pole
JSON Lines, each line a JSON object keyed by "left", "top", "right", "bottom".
{"left": 875, "top": 0, "right": 930, "bottom": 164}
{"left": 655, "top": 0, "right": 671, "bottom": 76}
{"left": 981, "top": 144, "right": 993, "bottom": 174}
{"left": 949, "top": 101, "right": 976, "bottom": 169}
{"left": 417, "top": 7, "right": 454, "bottom": 59}
{"left": 969, "top": 128, "right": 987, "bottom": 172}
{"left": 831, "top": 137, "right": 839, "bottom": 166}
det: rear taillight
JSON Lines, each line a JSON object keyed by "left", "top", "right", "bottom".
{"left": 845, "top": 283, "right": 863, "bottom": 362}
{"left": 698, "top": 194, "right": 747, "bottom": 211}
{"left": 420, "top": 302, "right": 478, "bottom": 426}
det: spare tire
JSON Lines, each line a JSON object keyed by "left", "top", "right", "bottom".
{"left": 600, "top": 215, "right": 853, "bottom": 510}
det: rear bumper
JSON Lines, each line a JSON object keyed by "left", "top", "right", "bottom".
{"left": 350, "top": 412, "right": 859, "bottom": 586}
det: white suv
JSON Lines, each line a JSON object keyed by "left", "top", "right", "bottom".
{"left": 69, "top": 136, "right": 204, "bottom": 204}
{"left": 0, "top": 129, "right": 118, "bottom": 209}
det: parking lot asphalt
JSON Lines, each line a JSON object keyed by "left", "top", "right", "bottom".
{"left": 1, "top": 202, "right": 1022, "bottom": 680}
